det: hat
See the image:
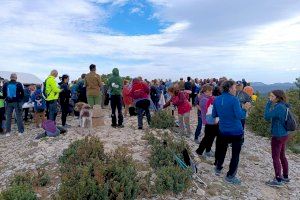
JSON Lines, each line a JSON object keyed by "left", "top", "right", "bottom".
{"left": 236, "top": 81, "right": 243, "bottom": 86}
{"left": 10, "top": 73, "right": 17, "bottom": 81}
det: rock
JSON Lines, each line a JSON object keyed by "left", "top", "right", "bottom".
{"left": 196, "top": 188, "right": 206, "bottom": 196}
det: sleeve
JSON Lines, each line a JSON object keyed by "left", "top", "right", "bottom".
{"left": 3, "top": 83, "right": 7, "bottom": 99}
{"left": 264, "top": 101, "right": 279, "bottom": 121}
{"left": 212, "top": 101, "right": 218, "bottom": 118}
{"left": 31, "top": 93, "right": 35, "bottom": 102}
{"left": 18, "top": 83, "right": 24, "bottom": 99}
{"left": 200, "top": 98, "right": 208, "bottom": 123}
{"left": 50, "top": 79, "right": 61, "bottom": 93}
{"left": 233, "top": 98, "right": 243, "bottom": 120}
{"left": 171, "top": 96, "right": 179, "bottom": 106}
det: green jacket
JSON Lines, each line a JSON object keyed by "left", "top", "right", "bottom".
{"left": 108, "top": 68, "right": 123, "bottom": 95}
{"left": 45, "top": 76, "right": 61, "bottom": 101}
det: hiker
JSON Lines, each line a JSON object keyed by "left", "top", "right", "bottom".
{"left": 243, "top": 83, "right": 254, "bottom": 97}
{"left": 35, "top": 120, "right": 67, "bottom": 140}
{"left": 184, "top": 77, "right": 193, "bottom": 101}
{"left": 195, "top": 84, "right": 219, "bottom": 158}
{"left": 108, "top": 68, "right": 124, "bottom": 128}
{"left": 23, "top": 85, "right": 31, "bottom": 122}
{"left": 264, "top": 90, "right": 290, "bottom": 187}
{"left": 77, "top": 74, "right": 87, "bottom": 103}
{"left": 85, "top": 64, "right": 102, "bottom": 107}
{"left": 31, "top": 85, "right": 46, "bottom": 128}
{"left": 0, "top": 79, "right": 5, "bottom": 134}
{"left": 178, "top": 78, "right": 185, "bottom": 91}
{"left": 242, "top": 78, "right": 247, "bottom": 88}
{"left": 192, "top": 78, "right": 201, "bottom": 106}
{"left": 45, "top": 70, "right": 61, "bottom": 122}
{"left": 194, "top": 90, "right": 203, "bottom": 144}
{"left": 150, "top": 80, "right": 160, "bottom": 110}
{"left": 213, "top": 80, "right": 250, "bottom": 185}
{"left": 122, "top": 80, "right": 133, "bottom": 117}
{"left": 59, "top": 75, "right": 71, "bottom": 128}
{"left": 164, "top": 86, "right": 192, "bottom": 136}
{"left": 130, "top": 78, "right": 151, "bottom": 130}
{"left": 236, "top": 81, "right": 252, "bottom": 129}
{"left": 100, "top": 82, "right": 105, "bottom": 109}
{"left": 3, "top": 73, "right": 25, "bottom": 136}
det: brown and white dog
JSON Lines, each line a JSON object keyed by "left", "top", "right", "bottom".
{"left": 74, "top": 102, "right": 93, "bottom": 128}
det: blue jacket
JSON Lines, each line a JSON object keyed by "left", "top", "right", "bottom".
{"left": 264, "top": 101, "right": 288, "bottom": 138}
{"left": 212, "top": 92, "right": 244, "bottom": 135}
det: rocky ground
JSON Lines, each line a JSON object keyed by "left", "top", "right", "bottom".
{"left": 0, "top": 107, "right": 299, "bottom": 200}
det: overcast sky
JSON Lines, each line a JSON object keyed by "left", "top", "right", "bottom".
{"left": 0, "top": 0, "right": 299, "bottom": 83}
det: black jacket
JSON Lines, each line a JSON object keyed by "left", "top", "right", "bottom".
{"left": 3, "top": 81, "right": 24, "bottom": 103}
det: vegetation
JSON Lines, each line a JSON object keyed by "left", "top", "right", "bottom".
{"left": 150, "top": 110, "right": 175, "bottom": 129}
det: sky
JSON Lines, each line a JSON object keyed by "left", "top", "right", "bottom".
{"left": 0, "top": 0, "right": 300, "bottom": 84}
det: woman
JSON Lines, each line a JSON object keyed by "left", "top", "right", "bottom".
{"left": 122, "top": 80, "right": 133, "bottom": 117}
{"left": 264, "top": 90, "right": 290, "bottom": 187}
{"left": 59, "top": 75, "right": 71, "bottom": 128}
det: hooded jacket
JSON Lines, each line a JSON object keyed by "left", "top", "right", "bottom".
{"left": 108, "top": 68, "right": 123, "bottom": 95}
{"left": 45, "top": 76, "right": 61, "bottom": 101}
{"left": 130, "top": 79, "right": 150, "bottom": 101}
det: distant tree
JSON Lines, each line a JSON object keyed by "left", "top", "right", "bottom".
{"left": 295, "top": 77, "right": 300, "bottom": 99}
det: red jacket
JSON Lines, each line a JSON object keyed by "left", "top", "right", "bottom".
{"left": 130, "top": 79, "right": 150, "bottom": 100}
{"left": 122, "top": 85, "right": 133, "bottom": 105}
{"left": 171, "top": 91, "right": 191, "bottom": 115}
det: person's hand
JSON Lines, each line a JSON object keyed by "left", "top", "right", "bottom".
{"left": 243, "top": 102, "right": 252, "bottom": 110}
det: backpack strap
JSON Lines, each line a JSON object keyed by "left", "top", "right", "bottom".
{"left": 285, "top": 108, "right": 289, "bottom": 121}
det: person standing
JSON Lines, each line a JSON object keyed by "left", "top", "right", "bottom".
{"left": 59, "top": 75, "right": 71, "bottom": 128}
{"left": 107, "top": 68, "right": 123, "bottom": 128}
{"left": 45, "top": 70, "right": 61, "bottom": 122}
{"left": 0, "top": 80, "right": 5, "bottom": 134}
{"left": 213, "top": 80, "right": 248, "bottom": 185}
{"left": 3, "top": 73, "right": 24, "bottom": 136}
{"left": 236, "top": 81, "right": 252, "bottom": 129}
{"left": 264, "top": 90, "right": 290, "bottom": 187}
{"left": 85, "top": 64, "right": 102, "bottom": 107}
{"left": 122, "top": 80, "right": 133, "bottom": 117}
{"left": 77, "top": 74, "right": 87, "bottom": 103}
{"left": 31, "top": 85, "right": 46, "bottom": 128}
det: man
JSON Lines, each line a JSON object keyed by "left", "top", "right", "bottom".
{"left": 107, "top": 68, "right": 123, "bottom": 128}
{"left": 85, "top": 64, "right": 102, "bottom": 107}
{"left": 184, "top": 77, "right": 193, "bottom": 102}
{"left": 45, "top": 70, "right": 61, "bottom": 122}
{"left": 3, "top": 73, "right": 25, "bottom": 136}
{"left": 236, "top": 81, "right": 252, "bottom": 129}
{"left": 212, "top": 80, "right": 251, "bottom": 185}
{"left": 0, "top": 78, "right": 6, "bottom": 134}
{"left": 77, "top": 74, "right": 87, "bottom": 103}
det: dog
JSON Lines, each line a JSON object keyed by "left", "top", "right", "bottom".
{"left": 74, "top": 102, "right": 93, "bottom": 128}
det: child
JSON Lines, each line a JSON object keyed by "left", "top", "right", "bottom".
{"left": 164, "top": 86, "right": 192, "bottom": 136}
{"left": 31, "top": 85, "right": 46, "bottom": 128}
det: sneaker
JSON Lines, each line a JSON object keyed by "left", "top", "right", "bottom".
{"left": 18, "top": 132, "right": 24, "bottom": 137}
{"left": 282, "top": 177, "right": 290, "bottom": 183}
{"left": 265, "top": 179, "right": 283, "bottom": 188}
{"left": 117, "top": 125, "right": 124, "bottom": 128}
{"left": 5, "top": 133, "right": 10, "bottom": 137}
{"left": 225, "top": 176, "right": 242, "bottom": 185}
{"left": 214, "top": 167, "right": 222, "bottom": 176}
{"left": 204, "top": 151, "right": 214, "bottom": 157}
{"left": 63, "top": 124, "right": 71, "bottom": 128}
{"left": 194, "top": 139, "right": 200, "bottom": 144}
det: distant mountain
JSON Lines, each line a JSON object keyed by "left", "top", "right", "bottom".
{"left": 251, "top": 82, "right": 296, "bottom": 95}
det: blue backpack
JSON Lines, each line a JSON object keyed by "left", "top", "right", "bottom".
{"left": 7, "top": 83, "right": 17, "bottom": 100}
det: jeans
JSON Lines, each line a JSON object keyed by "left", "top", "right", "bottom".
{"left": 87, "top": 95, "right": 100, "bottom": 107}
{"left": 60, "top": 102, "right": 69, "bottom": 126}
{"left": 271, "top": 136, "right": 289, "bottom": 179}
{"left": 46, "top": 100, "right": 58, "bottom": 122}
{"left": 5, "top": 102, "right": 24, "bottom": 133}
{"left": 110, "top": 95, "right": 123, "bottom": 126}
{"left": 23, "top": 108, "right": 29, "bottom": 121}
{"left": 136, "top": 99, "right": 151, "bottom": 128}
{"left": 196, "top": 124, "right": 219, "bottom": 155}
{"left": 215, "top": 134, "right": 244, "bottom": 178}
{"left": 194, "top": 115, "right": 202, "bottom": 140}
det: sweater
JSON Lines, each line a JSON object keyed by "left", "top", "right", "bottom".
{"left": 85, "top": 71, "right": 101, "bottom": 96}
{"left": 212, "top": 92, "right": 244, "bottom": 135}
{"left": 107, "top": 68, "right": 123, "bottom": 95}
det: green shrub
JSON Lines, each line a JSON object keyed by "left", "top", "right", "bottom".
{"left": 150, "top": 110, "right": 175, "bottom": 129}
{"left": 288, "top": 132, "right": 300, "bottom": 154}
{"left": 58, "top": 137, "right": 140, "bottom": 200}
{"left": 33, "top": 168, "right": 50, "bottom": 187}
{"left": 10, "top": 173, "right": 33, "bottom": 186}
{"left": 155, "top": 166, "right": 192, "bottom": 194}
{"left": 0, "top": 184, "right": 37, "bottom": 200}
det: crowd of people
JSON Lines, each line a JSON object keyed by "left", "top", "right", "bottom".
{"left": 0, "top": 65, "right": 292, "bottom": 188}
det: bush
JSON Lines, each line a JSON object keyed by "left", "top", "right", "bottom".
{"left": 150, "top": 110, "right": 175, "bottom": 129}
{"left": 0, "top": 184, "right": 37, "bottom": 200}
{"left": 58, "top": 137, "right": 140, "bottom": 200}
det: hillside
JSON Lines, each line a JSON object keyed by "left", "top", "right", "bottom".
{"left": 251, "top": 82, "right": 296, "bottom": 95}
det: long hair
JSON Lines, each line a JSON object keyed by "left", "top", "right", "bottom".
{"left": 271, "top": 90, "right": 287, "bottom": 103}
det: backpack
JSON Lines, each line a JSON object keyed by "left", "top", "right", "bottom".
{"left": 132, "top": 82, "right": 146, "bottom": 100}
{"left": 7, "top": 83, "right": 17, "bottom": 100}
{"left": 42, "top": 78, "right": 50, "bottom": 98}
{"left": 285, "top": 108, "right": 298, "bottom": 132}
{"left": 35, "top": 93, "right": 46, "bottom": 112}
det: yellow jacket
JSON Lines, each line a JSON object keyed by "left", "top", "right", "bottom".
{"left": 45, "top": 76, "right": 61, "bottom": 101}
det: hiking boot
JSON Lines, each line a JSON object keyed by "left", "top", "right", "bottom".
{"left": 225, "top": 176, "right": 242, "bottom": 185}
{"left": 265, "top": 179, "right": 283, "bottom": 188}
{"left": 117, "top": 125, "right": 124, "bottom": 128}
{"left": 111, "top": 124, "right": 117, "bottom": 128}
{"left": 204, "top": 151, "right": 214, "bottom": 157}
{"left": 282, "top": 177, "right": 290, "bottom": 183}
{"left": 214, "top": 167, "right": 222, "bottom": 176}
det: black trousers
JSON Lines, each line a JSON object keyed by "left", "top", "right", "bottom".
{"left": 0, "top": 107, "right": 5, "bottom": 132}
{"left": 215, "top": 134, "right": 244, "bottom": 178}
{"left": 196, "top": 124, "right": 219, "bottom": 155}
{"left": 110, "top": 95, "right": 123, "bottom": 126}
{"left": 61, "top": 102, "right": 69, "bottom": 126}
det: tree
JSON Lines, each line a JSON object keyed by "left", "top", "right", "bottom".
{"left": 295, "top": 77, "right": 300, "bottom": 100}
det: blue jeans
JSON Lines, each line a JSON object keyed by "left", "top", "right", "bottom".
{"left": 136, "top": 99, "right": 151, "bottom": 128}
{"left": 5, "top": 102, "right": 24, "bottom": 133}
{"left": 194, "top": 115, "right": 202, "bottom": 140}
{"left": 47, "top": 100, "right": 58, "bottom": 122}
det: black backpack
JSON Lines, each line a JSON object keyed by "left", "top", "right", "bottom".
{"left": 42, "top": 78, "right": 50, "bottom": 98}
{"left": 284, "top": 108, "right": 298, "bottom": 132}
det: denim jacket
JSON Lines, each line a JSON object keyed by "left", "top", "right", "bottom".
{"left": 264, "top": 101, "right": 288, "bottom": 138}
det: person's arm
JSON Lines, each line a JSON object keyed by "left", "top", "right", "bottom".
{"left": 50, "top": 79, "right": 61, "bottom": 94}
{"left": 98, "top": 75, "right": 102, "bottom": 87}
{"left": 18, "top": 83, "right": 24, "bottom": 100}
{"left": 163, "top": 99, "right": 171, "bottom": 109}
{"left": 200, "top": 98, "right": 208, "bottom": 123}
{"left": 264, "top": 101, "right": 281, "bottom": 121}
{"left": 233, "top": 98, "right": 244, "bottom": 120}
{"left": 3, "top": 83, "right": 7, "bottom": 99}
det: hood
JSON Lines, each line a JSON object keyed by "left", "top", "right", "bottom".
{"left": 112, "top": 68, "right": 119, "bottom": 76}
{"left": 132, "top": 78, "right": 140, "bottom": 85}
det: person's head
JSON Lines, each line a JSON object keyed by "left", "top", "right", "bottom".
{"left": 236, "top": 81, "right": 244, "bottom": 91}
{"left": 222, "top": 80, "right": 237, "bottom": 95}
{"left": 269, "top": 90, "right": 286, "bottom": 103}
{"left": 168, "top": 86, "right": 179, "bottom": 96}
{"left": 180, "top": 78, "right": 183, "bottom": 81}
{"left": 187, "top": 77, "right": 191, "bottom": 82}
{"left": 62, "top": 74, "right": 69, "bottom": 83}
{"left": 201, "top": 84, "right": 213, "bottom": 96}
{"left": 10, "top": 73, "right": 17, "bottom": 81}
{"left": 50, "top": 70, "right": 58, "bottom": 78}
{"left": 36, "top": 84, "right": 42, "bottom": 90}
{"left": 89, "top": 64, "right": 96, "bottom": 72}
{"left": 112, "top": 68, "right": 119, "bottom": 76}
{"left": 123, "top": 79, "right": 129, "bottom": 86}
{"left": 81, "top": 73, "right": 86, "bottom": 79}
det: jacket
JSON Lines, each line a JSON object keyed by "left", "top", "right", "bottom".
{"left": 236, "top": 90, "right": 252, "bottom": 119}
{"left": 171, "top": 91, "right": 191, "bottom": 115}
{"left": 107, "top": 68, "right": 122, "bottom": 95}
{"left": 130, "top": 79, "right": 150, "bottom": 101}
{"left": 264, "top": 101, "right": 288, "bottom": 138}
{"left": 45, "top": 76, "right": 61, "bottom": 101}
{"left": 212, "top": 92, "right": 244, "bottom": 135}
{"left": 122, "top": 85, "right": 133, "bottom": 106}
{"left": 200, "top": 94, "right": 216, "bottom": 125}
{"left": 31, "top": 89, "right": 46, "bottom": 111}
{"left": 85, "top": 71, "right": 101, "bottom": 96}
{"left": 59, "top": 82, "right": 71, "bottom": 104}
{"left": 0, "top": 87, "right": 5, "bottom": 108}
{"left": 3, "top": 81, "right": 24, "bottom": 103}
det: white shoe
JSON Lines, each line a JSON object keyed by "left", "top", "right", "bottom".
{"left": 18, "top": 133, "right": 24, "bottom": 136}
{"left": 5, "top": 133, "right": 10, "bottom": 137}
